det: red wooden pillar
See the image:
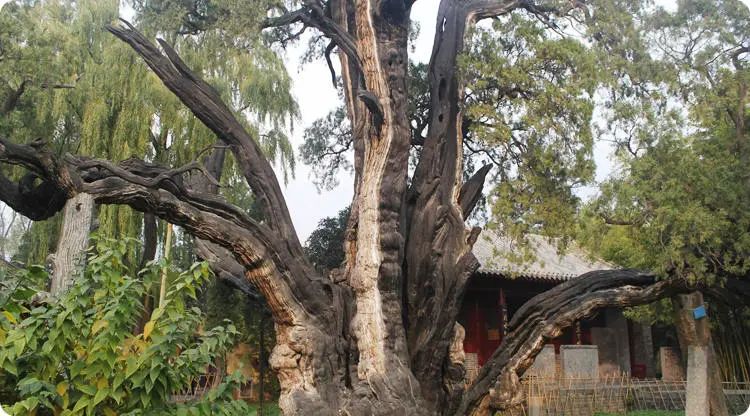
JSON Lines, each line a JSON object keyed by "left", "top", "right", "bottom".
{"left": 464, "top": 298, "right": 483, "bottom": 354}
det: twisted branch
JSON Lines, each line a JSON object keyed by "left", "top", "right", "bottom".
{"left": 454, "top": 270, "right": 694, "bottom": 415}
{"left": 106, "top": 21, "right": 303, "bottom": 252}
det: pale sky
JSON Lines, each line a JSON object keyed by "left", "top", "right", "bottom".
{"left": 283, "top": 0, "right": 750, "bottom": 241}
{"left": 1, "top": 0, "right": 749, "bottom": 243}
{"left": 280, "top": 0, "right": 439, "bottom": 241}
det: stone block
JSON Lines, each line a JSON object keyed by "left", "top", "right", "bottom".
{"left": 631, "top": 324, "right": 655, "bottom": 378}
{"left": 560, "top": 345, "right": 599, "bottom": 379}
{"left": 605, "top": 308, "right": 631, "bottom": 373}
{"left": 660, "top": 346, "right": 685, "bottom": 381}
{"left": 591, "top": 327, "right": 620, "bottom": 377}
{"left": 686, "top": 345, "right": 709, "bottom": 416}
{"left": 527, "top": 345, "right": 556, "bottom": 379}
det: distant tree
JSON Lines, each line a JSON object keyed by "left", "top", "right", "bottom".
{"left": 0, "top": 0, "right": 295, "bottom": 289}
{"left": 577, "top": 1, "right": 749, "bottom": 410}
{"left": 304, "top": 207, "right": 349, "bottom": 271}
{"left": 2, "top": 0, "right": 748, "bottom": 414}
{"left": 581, "top": 0, "right": 749, "bottom": 286}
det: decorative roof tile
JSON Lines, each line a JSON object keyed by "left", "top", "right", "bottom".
{"left": 471, "top": 229, "right": 614, "bottom": 281}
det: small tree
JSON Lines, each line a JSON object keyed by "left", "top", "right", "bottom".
{"left": 0, "top": 238, "right": 250, "bottom": 415}
{"left": 2, "top": 0, "right": 748, "bottom": 414}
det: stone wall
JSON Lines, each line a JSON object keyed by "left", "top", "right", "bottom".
{"left": 561, "top": 345, "right": 599, "bottom": 379}
{"left": 527, "top": 345, "right": 556, "bottom": 378}
{"left": 660, "top": 346, "right": 686, "bottom": 381}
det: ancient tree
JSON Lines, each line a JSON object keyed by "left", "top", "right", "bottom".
{"left": 0, "top": 1, "right": 740, "bottom": 414}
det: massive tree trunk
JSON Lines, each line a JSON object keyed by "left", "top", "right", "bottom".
{"left": 671, "top": 292, "right": 729, "bottom": 416}
{"left": 49, "top": 193, "right": 95, "bottom": 294}
{"left": 0, "top": 3, "right": 732, "bottom": 415}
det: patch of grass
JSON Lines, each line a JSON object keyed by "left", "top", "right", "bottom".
{"left": 246, "top": 402, "right": 281, "bottom": 416}
{"left": 594, "top": 411, "right": 684, "bottom": 416}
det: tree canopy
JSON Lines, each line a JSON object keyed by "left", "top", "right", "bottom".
{"left": 580, "top": 0, "right": 750, "bottom": 285}
{"left": 0, "top": 0, "right": 749, "bottom": 415}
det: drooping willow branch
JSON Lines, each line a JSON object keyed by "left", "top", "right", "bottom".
{"left": 106, "top": 21, "right": 303, "bottom": 252}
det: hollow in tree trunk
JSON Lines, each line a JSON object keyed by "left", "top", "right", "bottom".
{"left": 0, "top": 2, "right": 737, "bottom": 414}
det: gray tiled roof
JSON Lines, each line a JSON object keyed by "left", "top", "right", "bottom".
{"left": 472, "top": 229, "right": 614, "bottom": 281}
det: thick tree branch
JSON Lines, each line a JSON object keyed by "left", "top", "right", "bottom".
{"left": 263, "top": 4, "right": 392, "bottom": 128}
{"left": 2, "top": 79, "right": 77, "bottom": 116}
{"left": 188, "top": 144, "right": 264, "bottom": 302}
{"left": 263, "top": 5, "right": 364, "bottom": 79}
{"left": 454, "top": 270, "right": 694, "bottom": 415}
{"left": 0, "top": 136, "right": 338, "bottom": 329}
{"left": 1, "top": 80, "right": 28, "bottom": 115}
{"left": 324, "top": 40, "right": 338, "bottom": 87}
{"left": 411, "top": 0, "right": 519, "bottom": 197}
{"left": 0, "top": 169, "right": 67, "bottom": 221}
{"left": 404, "top": 0, "right": 519, "bottom": 402}
{"left": 458, "top": 164, "right": 491, "bottom": 217}
{"left": 106, "top": 21, "right": 304, "bottom": 256}
{"left": 0, "top": 139, "right": 63, "bottom": 184}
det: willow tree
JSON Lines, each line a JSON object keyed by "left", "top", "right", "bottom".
{"left": 1, "top": 0, "right": 296, "bottom": 289}
{"left": 1, "top": 0, "right": 744, "bottom": 414}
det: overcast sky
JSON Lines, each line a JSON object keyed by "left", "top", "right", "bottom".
{"left": 1, "top": 0, "right": 749, "bottom": 243}
{"left": 281, "top": 0, "right": 750, "bottom": 241}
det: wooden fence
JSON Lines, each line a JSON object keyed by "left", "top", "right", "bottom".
{"left": 496, "top": 375, "right": 750, "bottom": 416}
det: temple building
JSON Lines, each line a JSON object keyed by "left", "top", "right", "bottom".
{"left": 459, "top": 230, "right": 656, "bottom": 381}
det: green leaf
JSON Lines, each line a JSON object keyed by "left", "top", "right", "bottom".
{"left": 56, "top": 381, "right": 69, "bottom": 397}
{"left": 93, "top": 386, "right": 108, "bottom": 406}
{"left": 76, "top": 383, "right": 97, "bottom": 396}
{"left": 73, "top": 397, "right": 90, "bottom": 412}
{"left": 2, "top": 310, "right": 17, "bottom": 324}
{"left": 143, "top": 320, "right": 155, "bottom": 340}
{"left": 92, "top": 319, "right": 109, "bottom": 334}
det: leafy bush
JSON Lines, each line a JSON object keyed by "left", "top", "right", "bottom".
{"left": 0, "top": 238, "right": 252, "bottom": 415}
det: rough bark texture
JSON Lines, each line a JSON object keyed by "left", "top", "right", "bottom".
{"left": 49, "top": 192, "right": 94, "bottom": 294}
{"left": 671, "top": 293, "right": 729, "bottom": 416}
{"left": 0, "top": 3, "right": 732, "bottom": 414}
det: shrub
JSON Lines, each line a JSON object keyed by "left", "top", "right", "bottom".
{"left": 0, "top": 238, "right": 251, "bottom": 415}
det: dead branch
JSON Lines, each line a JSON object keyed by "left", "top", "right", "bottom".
{"left": 106, "top": 21, "right": 303, "bottom": 251}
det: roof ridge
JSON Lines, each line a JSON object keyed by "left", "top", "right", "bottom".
{"left": 473, "top": 228, "right": 614, "bottom": 282}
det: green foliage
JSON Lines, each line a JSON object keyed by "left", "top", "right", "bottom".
{"left": 1, "top": 0, "right": 299, "bottom": 264}
{"left": 713, "top": 305, "right": 750, "bottom": 382}
{"left": 0, "top": 265, "right": 44, "bottom": 405}
{"left": 579, "top": 0, "right": 750, "bottom": 285}
{"left": 299, "top": 107, "right": 353, "bottom": 191}
{"left": 0, "top": 238, "right": 251, "bottom": 415}
{"left": 463, "top": 13, "right": 600, "bottom": 241}
{"left": 12, "top": 216, "right": 61, "bottom": 266}
{"left": 304, "top": 207, "right": 349, "bottom": 271}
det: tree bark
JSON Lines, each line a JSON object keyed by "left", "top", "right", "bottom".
{"left": 0, "top": 4, "right": 732, "bottom": 414}
{"left": 49, "top": 192, "right": 94, "bottom": 294}
{"left": 671, "top": 292, "right": 729, "bottom": 416}
{"left": 0, "top": 132, "right": 722, "bottom": 414}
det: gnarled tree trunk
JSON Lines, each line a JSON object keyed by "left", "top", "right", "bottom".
{"left": 49, "top": 192, "right": 95, "bottom": 294}
{"left": 672, "top": 292, "right": 728, "bottom": 416}
{"left": 0, "top": 2, "right": 733, "bottom": 414}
